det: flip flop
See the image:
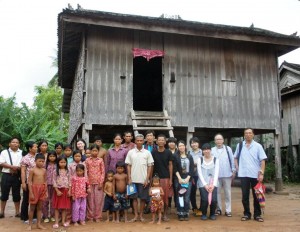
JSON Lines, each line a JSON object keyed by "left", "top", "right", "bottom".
{"left": 162, "top": 217, "right": 170, "bottom": 222}
{"left": 241, "top": 215, "right": 250, "bottom": 221}
{"left": 140, "top": 217, "right": 146, "bottom": 222}
{"left": 128, "top": 218, "right": 138, "bottom": 223}
{"left": 254, "top": 216, "right": 264, "bottom": 222}
{"left": 52, "top": 224, "right": 59, "bottom": 229}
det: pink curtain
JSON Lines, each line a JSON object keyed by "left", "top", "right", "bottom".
{"left": 132, "top": 48, "right": 164, "bottom": 61}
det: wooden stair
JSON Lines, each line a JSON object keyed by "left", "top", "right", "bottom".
{"left": 131, "top": 109, "right": 174, "bottom": 138}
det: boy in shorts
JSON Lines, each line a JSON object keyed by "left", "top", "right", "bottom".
{"left": 114, "top": 161, "right": 130, "bottom": 222}
{"left": 27, "top": 154, "right": 47, "bottom": 230}
{"left": 103, "top": 170, "right": 117, "bottom": 222}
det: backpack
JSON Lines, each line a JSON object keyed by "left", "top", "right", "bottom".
{"left": 200, "top": 156, "right": 216, "bottom": 165}
{"left": 224, "top": 145, "right": 233, "bottom": 170}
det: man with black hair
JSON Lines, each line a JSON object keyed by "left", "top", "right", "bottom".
{"left": 0, "top": 137, "right": 22, "bottom": 218}
{"left": 94, "top": 135, "right": 107, "bottom": 162}
{"left": 234, "top": 128, "right": 267, "bottom": 222}
{"left": 152, "top": 134, "right": 173, "bottom": 221}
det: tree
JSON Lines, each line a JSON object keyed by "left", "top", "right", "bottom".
{"left": 0, "top": 85, "right": 68, "bottom": 150}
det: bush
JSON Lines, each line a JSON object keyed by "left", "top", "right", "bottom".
{"left": 264, "top": 162, "right": 275, "bottom": 182}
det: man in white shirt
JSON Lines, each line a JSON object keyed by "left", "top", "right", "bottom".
{"left": 0, "top": 137, "right": 23, "bottom": 218}
{"left": 211, "top": 133, "right": 235, "bottom": 217}
{"left": 125, "top": 134, "right": 154, "bottom": 222}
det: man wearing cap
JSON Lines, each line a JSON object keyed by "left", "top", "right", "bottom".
{"left": 211, "top": 133, "right": 235, "bottom": 217}
{"left": 234, "top": 128, "right": 267, "bottom": 222}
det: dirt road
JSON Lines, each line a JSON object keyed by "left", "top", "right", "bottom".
{"left": 0, "top": 185, "right": 299, "bottom": 232}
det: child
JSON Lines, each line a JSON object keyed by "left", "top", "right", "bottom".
{"left": 103, "top": 170, "right": 117, "bottom": 222}
{"left": 54, "top": 143, "right": 63, "bottom": 157}
{"left": 85, "top": 148, "right": 91, "bottom": 158}
{"left": 52, "top": 156, "right": 71, "bottom": 228}
{"left": 113, "top": 161, "right": 130, "bottom": 222}
{"left": 197, "top": 143, "right": 219, "bottom": 221}
{"left": 149, "top": 175, "right": 164, "bottom": 225}
{"left": 42, "top": 151, "right": 57, "bottom": 223}
{"left": 38, "top": 140, "right": 48, "bottom": 161}
{"left": 71, "top": 164, "right": 90, "bottom": 226}
{"left": 63, "top": 144, "right": 73, "bottom": 164}
{"left": 27, "top": 154, "right": 48, "bottom": 230}
{"left": 85, "top": 144, "right": 105, "bottom": 222}
{"left": 68, "top": 150, "right": 87, "bottom": 177}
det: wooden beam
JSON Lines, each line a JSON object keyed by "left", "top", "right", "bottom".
{"left": 61, "top": 15, "right": 300, "bottom": 48}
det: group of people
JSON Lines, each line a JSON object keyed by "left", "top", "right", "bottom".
{"left": 0, "top": 128, "right": 267, "bottom": 230}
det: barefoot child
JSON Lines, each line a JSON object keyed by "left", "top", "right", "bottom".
{"left": 27, "top": 153, "right": 48, "bottom": 230}
{"left": 149, "top": 175, "right": 164, "bottom": 224}
{"left": 85, "top": 144, "right": 105, "bottom": 222}
{"left": 42, "top": 151, "right": 57, "bottom": 223}
{"left": 71, "top": 164, "right": 90, "bottom": 226}
{"left": 52, "top": 156, "right": 71, "bottom": 228}
{"left": 68, "top": 150, "right": 87, "bottom": 178}
{"left": 103, "top": 170, "right": 117, "bottom": 222}
{"left": 114, "top": 161, "right": 130, "bottom": 222}
{"left": 63, "top": 144, "right": 73, "bottom": 165}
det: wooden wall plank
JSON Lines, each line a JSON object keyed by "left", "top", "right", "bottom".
{"left": 81, "top": 26, "right": 280, "bottom": 132}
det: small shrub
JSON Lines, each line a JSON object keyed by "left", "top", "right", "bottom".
{"left": 264, "top": 162, "right": 275, "bottom": 182}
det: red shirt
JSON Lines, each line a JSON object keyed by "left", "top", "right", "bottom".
{"left": 71, "top": 176, "right": 89, "bottom": 198}
{"left": 85, "top": 157, "right": 105, "bottom": 185}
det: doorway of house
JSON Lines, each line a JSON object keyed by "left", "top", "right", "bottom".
{"left": 133, "top": 56, "right": 163, "bottom": 111}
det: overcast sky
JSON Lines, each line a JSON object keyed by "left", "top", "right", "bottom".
{"left": 0, "top": 0, "right": 299, "bottom": 106}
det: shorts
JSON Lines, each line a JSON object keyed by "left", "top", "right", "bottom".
{"left": 115, "top": 192, "right": 130, "bottom": 210}
{"left": 103, "top": 195, "right": 117, "bottom": 212}
{"left": 29, "top": 184, "right": 47, "bottom": 204}
{"left": 0, "top": 173, "right": 21, "bottom": 202}
{"left": 128, "top": 183, "right": 149, "bottom": 200}
{"left": 150, "top": 199, "right": 164, "bottom": 213}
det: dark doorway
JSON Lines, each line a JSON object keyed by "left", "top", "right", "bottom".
{"left": 133, "top": 57, "right": 163, "bottom": 111}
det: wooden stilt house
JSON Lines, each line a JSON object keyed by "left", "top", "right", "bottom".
{"left": 57, "top": 7, "right": 300, "bottom": 147}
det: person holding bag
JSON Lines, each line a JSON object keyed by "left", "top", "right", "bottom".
{"left": 173, "top": 140, "right": 194, "bottom": 221}
{"left": 0, "top": 137, "right": 23, "bottom": 218}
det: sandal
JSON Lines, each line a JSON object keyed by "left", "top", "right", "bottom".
{"left": 162, "top": 216, "right": 170, "bottom": 222}
{"left": 241, "top": 215, "right": 250, "bottom": 221}
{"left": 215, "top": 209, "right": 222, "bottom": 216}
{"left": 128, "top": 218, "right": 138, "bottom": 223}
{"left": 225, "top": 212, "right": 232, "bottom": 217}
{"left": 52, "top": 224, "right": 59, "bottom": 229}
{"left": 63, "top": 222, "right": 70, "bottom": 227}
{"left": 254, "top": 216, "right": 264, "bottom": 222}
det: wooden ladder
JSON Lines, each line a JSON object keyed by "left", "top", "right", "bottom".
{"left": 131, "top": 109, "right": 174, "bottom": 138}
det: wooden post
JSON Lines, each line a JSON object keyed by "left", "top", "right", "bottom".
{"left": 186, "top": 127, "right": 194, "bottom": 151}
{"left": 274, "top": 133, "right": 283, "bottom": 192}
{"left": 82, "top": 124, "right": 90, "bottom": 145}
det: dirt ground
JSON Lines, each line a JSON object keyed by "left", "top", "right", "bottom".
{"left": 0, "top": 185, "right": 300, "bottom": 232}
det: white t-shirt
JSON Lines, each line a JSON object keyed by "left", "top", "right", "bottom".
{"left": 0, "top": 148, "right": 23, "bottom": 173}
